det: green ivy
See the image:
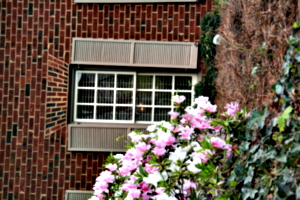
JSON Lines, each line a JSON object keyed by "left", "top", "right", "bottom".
{"left": 223, "top": 30, "right": 300, "bottom": 200}
{"left": 195, "top": 11, "right": 221, "bottom": 102}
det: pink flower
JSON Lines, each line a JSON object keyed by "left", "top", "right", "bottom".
{"left": 94, "top": 181, "right": 109, "bottom": 193}
{"left": 144, "top": 163, "right": 159, "bottom": 174}
{"left": 153, "top": 147, "right": 166, "bottom": 156}
{"left": 196, "top": 149, "right": 214, "bottom": 163}
{"left": 128, "top": 188, "right": 141, "bottom": 198}
{"left": 170, "top": 125, "right": 180, "bottom": 133}
{"left": 173, "top": 95, "right": 186, "bottom": 104}
{"left": 224, "top": 102, "right": 240, "bottom": 117}
{"left": 210, "top": 137, "right": 227, "bottom": 149}
{"left": 224, "top": 144, "right": 232, "bottom": 159}
{"left": 125, "top": 148, "right": 143, "bottom": 160}
{"left": 98, "top": 171, "right": 115, "bottom": 183}
{"left": 135, "top": 142, "right": 151, "bottom": 152}
{"left": 105, "top": 164, "right": 117, "bottom": 172}
{"left": 139, "top": 181, "right": 150, "bottom": 192}
{"left": 194, "top": 96, "right": 209, "bottom": 104}
{"left": 168, "top": 111, "right": 180, "bottom": 119}
{"left": 179, "top": 126, "right": 194, "bottom": 140}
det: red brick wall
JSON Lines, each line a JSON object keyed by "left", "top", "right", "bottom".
{"left": 0, "top": 0, "right": 212, "bottom": 199}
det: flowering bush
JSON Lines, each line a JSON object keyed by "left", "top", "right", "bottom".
{"left": 89, "top": 95, "right": 249, "bottom": 200}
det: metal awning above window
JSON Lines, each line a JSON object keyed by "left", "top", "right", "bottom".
{"left": 72, "top": 38, "right": 198, "bottom": 69}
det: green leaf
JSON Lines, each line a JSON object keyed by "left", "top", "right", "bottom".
{"left": 291, "top": 143, "right": 300, "bottom": 153}
{"left": 244, "top": 166, "right": 254, "bottom": 185}
{"left": 241, "top": 187, "right": 258, "bottom": 200}
{"left": 275, "top": 151, "right": 287, "bottom": 163}
{"left": 234, "top": 166, "right": 246, "bottom": 181}
{"left": 278, "top": 106, "right": 293, "bottom": 132}
{"left": 239, "top": 142, "right": 250, "bottom": 153}
{"left": 138, "top": 165, "right": 148, "bottom": 177}
{"left": 134, "top": 177, "right": 143, "bottom": 184}
{"left": 293, "top": 22, "right": 300, "bottom": 29}
{"left": 246, "top": 107, "right": 269, "bottom": 130}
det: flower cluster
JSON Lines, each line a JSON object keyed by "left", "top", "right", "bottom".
{"left": 89, "top": 95, "right": 248, "bottom": 200}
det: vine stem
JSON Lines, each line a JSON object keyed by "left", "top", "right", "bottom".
{"left": 222, "top": 41, "right": 280, "bottom": 57}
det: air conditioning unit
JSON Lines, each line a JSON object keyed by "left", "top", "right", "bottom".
{"left": 68, "top": 123, "right": 148, "bottom": 152}
{"left": 65, "top": 190, "right": 93, "bottom": 200}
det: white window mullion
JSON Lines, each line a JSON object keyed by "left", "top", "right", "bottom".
{"left": 113, "top": 73, "right": 117, "bottom": 121}
{"left": 93, "top": 73, "right": 98, "bottom": 120}
{"left": 151, "top": 75, "right": 156, "bottom": 122}
{"left": 172, "top": 75, "right": 175, "bottom": 111}
{"left": 132, "top": 73, "right": 137, "bottom": 123}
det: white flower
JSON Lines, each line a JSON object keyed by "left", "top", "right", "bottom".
{"left": 114, "top": 154, "right": 124, "bottom": 159}
{"left": 169, "top": 162, "right": 180, "bottom": 173}
{"left": 152, "top": 193, "right": 177, "bottom": 200}
{"left": 147, "top": 124, "right": 157, "bottom": 132}
{"left": 88, "top": 196, "right": 100, "bottom": 200}
{"left": 143, "top": 171, "right": 168, "bottom": 187}
{"left": 213, "top": 34, "right": 222, "bottom": 45}
{"left": 190, "top": 141, "right": 202, "bottom": 152}
{"left": 187, "top": 160, "right": 202, "bottom": 174}
{"left": 168, "top": 146, "right": 187, "bottom": 162}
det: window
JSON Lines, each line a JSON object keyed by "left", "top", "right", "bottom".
{"left": 74, "top": 71, "right": 197, "bottom": 123}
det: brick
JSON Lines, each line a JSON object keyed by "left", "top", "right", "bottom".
{"left": 0, "top": 1, "right": 211, "bottom": 199}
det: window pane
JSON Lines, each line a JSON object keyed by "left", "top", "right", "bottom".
{"left": 155, "top": 92, "right": 171, "bottom": 105}
{"left": 78, "top": 73, "right": 95, "bottom": 87}
{"left": 77, "top": 89, "right": 94, "bottom": 103}
{"left": 116, "top": 107, "right": 132, "bottom": 120}
{"left": 154, "top": 108, "right": 170, "bottom": 121}
{"left": 178, "top": 92, "right": 192, "bottom": 105}
{"left": 77, "top": 105, "right": 94, "bottom": 119}
{"left": 137, "top": 75, "right": 153, "bottom": 89}
{"left": 116, "top": 91, "right": 133, "bottom": 104}
{"left": 98, "top": 74, "right": 114, "bottom": 88}
{"left": 96, "top": 106, "right": 113, "bottom": 120}
{"left": 155, "top": 76, "right": 172, "bottom": 89}
{"left": 97, "top": 90, "right": 114, "bottom": 103}
{"left": 136, "top": 107, "right": 152, "bottom": 121}
{"left": 175, "top": 76, "right": 192, "bottom": 90}
{"left": 117, "top": 75, "right": 134, "bottom": 88}
{"left": 136, "top": 91, "right": 152, "bottom": 105}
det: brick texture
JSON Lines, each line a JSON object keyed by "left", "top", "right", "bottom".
{"left": 0, "top": 0, "right": 212, "bottom": 199}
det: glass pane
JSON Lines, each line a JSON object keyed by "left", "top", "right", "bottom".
{"left": 117, "top": 75, "right": 134, "bottom": 88}
{"left": 115, "top": 107, "right": 132, "bottom": 120}
{"left": 97, "top": 90, "right": 114, "bottom": 104}
{"left": 136, "top": 107, "right": 152, "bottom": 121}
{"left": 136, "top": 91, "right": 152, "bottom": 105}
{"left": 154, "top": 108, "right": 170, "bottom": 121}
{"left": 178, "top": 92, "right": 192, "bottom": 105}
{"left": 96, "top": 106, "right": 113, "bottom": 120}
{"left": 155, "top": 76, "right": 172, "bottom": 89}
{"left": 137, "top": 75, "right": 153, "bottom": 89}
{"left": 98, "top": 74, "right": 114, "bottom": 88}
{"left": 78, "top": 73, "right": 95, "bottom": 87}
{"left": 77, "top": 105, "right": 94, "bottom": 119}
{"left": 77, "top": 89, "right": 94, "bottom": 103}
{"left": 155, "top": 92, "right": 171, "bottom": 105}
{"left": 175, "top": 76, "right": 192, "bottom": 90}
{"left": 116, "top": 91, "right": 133, "bottom": 104}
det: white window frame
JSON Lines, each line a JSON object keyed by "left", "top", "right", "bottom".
{"left": 74, "top": 71, "right": 136, "bottom": 123}
{"left": 74, "top": 0, "right": 197, "bottom": 3}
{"left": 73, "top": 70, "right": 198, "bottom": 124}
